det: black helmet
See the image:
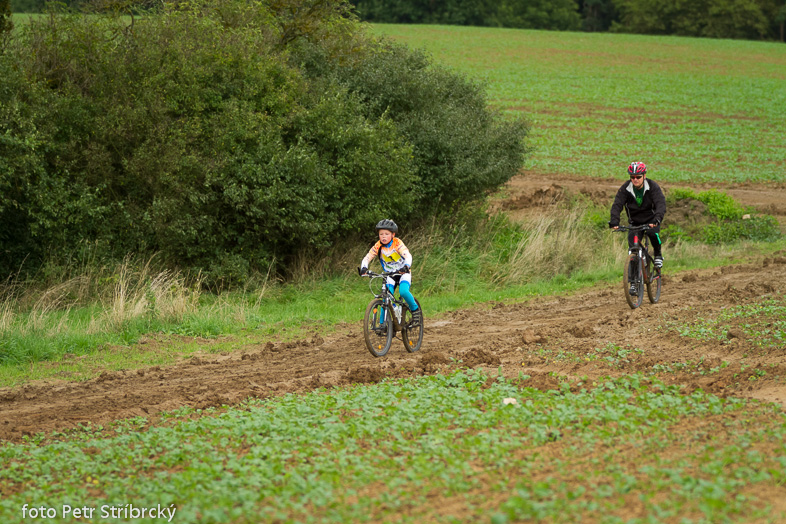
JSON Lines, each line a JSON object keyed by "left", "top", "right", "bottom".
{"left": 375, "top": 219, "right": 398, "bottom": 233}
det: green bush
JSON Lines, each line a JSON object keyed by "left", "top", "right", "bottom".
{"left": 669, "top": 188, "right": 744, "bottom": 221}
{"left": 660, "top": 224, "right": 693, "bottom": 242}
{"left": 703, "top": 216, "right": 781, "bottom": 244}
{"left": 695, "top": 189, "right": 745, "bottom": 221}
{"left": 0, "top": 2, "right": 423, "bottom": 283}
{"left": 667, "top": 187, "right": 780, "bottom": 244}
{"left": 0, "top": 0, "right": 529, "bottom": 284}
{"left": 317, "top": 41, "right": 530, "bottom": 211}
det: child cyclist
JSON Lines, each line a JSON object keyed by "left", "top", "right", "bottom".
{"left": 358, "top": 219, "right": 421, "bottom": 326}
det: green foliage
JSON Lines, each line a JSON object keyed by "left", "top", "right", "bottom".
{"left": 351, "top": 0, "right": 496, "bottom": 25}
{"left": 350, "top": 0, "right": 582, "bottom": 30}
{"left": 1, "top": 0, "right": 527, "bottom": 284}
{"left": 612, "top": 0, "right": 782, "bottom": 39}
{"left": 1, "top": 371, "right": 783, "bottom": 523}
{"left": 351, "top": 0, "right": 783, "bottom": 40}
{"left": 703, "top": 215, "right": 781, "bottom": 243}
{"left": 666, "top": 188, "right": 780, "bottom": 244}
{"left": 492, "top": 0, "right": 582, "bottom": 30}
{"left": 695, "top": 189, "right": 745, "bottom": 220}
{"left": 9, "top": 0, "right": 44, "bottom": 13}
{"left": 318, "top": 41, "right": 530, "bottom": 209}
{"left": 580, "top": 0, "right": 618, "bottom": 31}
{"left": 0, "top": 0, "right": 11, "bottom": 34}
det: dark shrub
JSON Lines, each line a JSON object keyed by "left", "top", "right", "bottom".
{"left": 312, "top": 41, "right": 530, "bottom": 211}
{"left": 1, "top": 0, "right": 529, "bottom": 283}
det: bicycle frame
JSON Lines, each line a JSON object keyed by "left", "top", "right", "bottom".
{"left": 360, "top": 268, "right": 423, "bottom": 356}
{"left": 365, "top": 271, "right": 407, "bottom": 331}
{"left": 616, "top": 225, "right": 657, "bottom": 274}
{"left": 628, "top": 228, "right": 653, "bottom": 283}
{"left": 614, "top": 224, "right": 662, "bottom": 308}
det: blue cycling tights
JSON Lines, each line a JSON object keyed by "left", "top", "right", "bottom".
{"left": 379, "top": 281, "right": 419, "bottom": 325}
{"left": 389, "top": 281, "right": 418, "bottom": 312}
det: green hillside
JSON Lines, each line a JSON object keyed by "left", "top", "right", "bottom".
{"left": 371, "top": 24, "right": 786, "bottom": 183}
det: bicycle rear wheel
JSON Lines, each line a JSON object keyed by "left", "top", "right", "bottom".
{"left": 623, "top": 256, "right": 644, "bottom": 309}
{"left": 645, "top": 257, "right": 662, "bottom": 304}
{"left": 364, "top": 299, "right": 393, "bottom": 357}
{"left": 401, "top": 299, "right": 423, "bottom": 353}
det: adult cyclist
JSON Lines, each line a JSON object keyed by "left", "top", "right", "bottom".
{"left": 609, "top": 162, "right": 666, "bottom": 294}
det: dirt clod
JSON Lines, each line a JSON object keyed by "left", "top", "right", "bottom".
{"left": 346, "top": 366, "right": 385, "bottom": 384}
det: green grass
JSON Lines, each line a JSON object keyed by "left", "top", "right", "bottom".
{"left": 667, "top": 295, "right": 786, "bottom": 349}
{"left": 1, "top": 370, "right": 784, "bottom": 523}
{"left": 369, "top": 24, "right": 786, "bottom": 183}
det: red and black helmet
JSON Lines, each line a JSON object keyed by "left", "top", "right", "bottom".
{"left": 628, "top": 162, "right": 647, "bottom": 176}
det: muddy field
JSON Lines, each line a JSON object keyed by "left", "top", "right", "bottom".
{"left": 2, "top": 174, "right": 785, "bottom": 443}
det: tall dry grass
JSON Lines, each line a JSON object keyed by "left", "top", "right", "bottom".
{"left": 491, "top": 205, "right": 624, "bottom": 286}
{"left": 1, "top": 257, "right": 202, "bottom": 337}
{"left": 99, "top": 259, "right": 202, "bottom": 332}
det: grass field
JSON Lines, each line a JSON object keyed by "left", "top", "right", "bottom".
{"left": 369, "top": 24, "right": 786, "bottom": 183}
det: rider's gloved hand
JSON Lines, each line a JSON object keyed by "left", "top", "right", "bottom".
{"left": 400, "top": 265, "right": 411, "bottom": 274}
{"left": 358, "top": 267, "right": 368, "bottom": 276}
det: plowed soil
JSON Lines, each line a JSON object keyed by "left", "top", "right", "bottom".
{"left": 1, "top": 173, "right": 785, "bottom": 443}
{"left": 498, "top": 172, "right": 786, "bottom": 229}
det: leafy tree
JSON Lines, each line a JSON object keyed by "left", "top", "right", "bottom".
{"left": 613, "top": 0, "right": 781, "bottom": 39}
{"left": 492, "top": 0, "right": 581, "bottom": 30}
{"left": 772, "top": 1, "right": 786, "bottom": 40}
{"left": 10, "top": 0, "right": 47, "bottom": 12}
{"left": 704, "top": 0, "right": 771, "bottom": 39}
{"left": 1, "top": 0, "right": 12, "bottom": 34}
{"left": 350, "top": 0, "right": 581, "bottom": 30}
{"left": 579, "top": 0, "right": 617, "bottom": 31}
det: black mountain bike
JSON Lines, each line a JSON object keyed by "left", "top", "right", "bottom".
{"left": 614, "top": 225, "right": 662, "bottom": 309}
{"left": 358, "top": 269, "right": 423, "bottom": 357}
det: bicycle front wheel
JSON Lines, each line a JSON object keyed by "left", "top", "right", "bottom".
{"left": 646, "top": 257, "right": 662, "bottom": 304}
{"left": 364, "top": 299, "right": 393, "bottom": 357}
{"left": 623, "top": 255, "right": 644, "bottom": 309}
{"left": 401, "top": 299, "right": 423, "bottom": 353}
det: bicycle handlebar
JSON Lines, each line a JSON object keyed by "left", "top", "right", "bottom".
{"left": 358, "top": 268, "right": 409, "bottom": 278}
{"left": 612, "top": 225, "right": 652, "bottom": 232}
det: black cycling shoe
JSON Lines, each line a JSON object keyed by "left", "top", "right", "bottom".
{"left": 373, "top": 324, "right": 388, "bottom": 336}
{"left": 409, "top": 309, "right": 422, "bottom": 327}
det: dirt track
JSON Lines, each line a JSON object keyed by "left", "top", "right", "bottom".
{"left": 2, "top": 258, "right": 785, "bottom": 442}
{"left": 2, "top": 173, "right": 785, "bottom": 442}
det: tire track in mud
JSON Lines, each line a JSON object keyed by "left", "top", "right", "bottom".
{"left": 1, "top": 258, "right": 785, "bottom": 441}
